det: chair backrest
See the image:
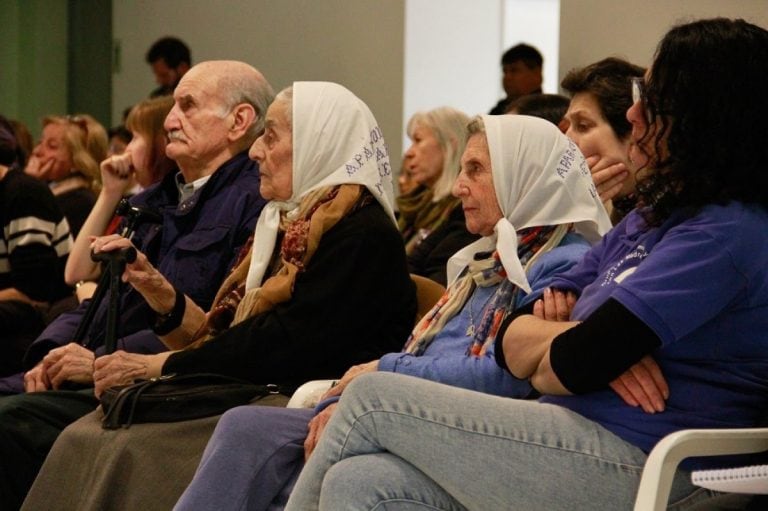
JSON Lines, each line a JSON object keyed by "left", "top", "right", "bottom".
{"left": 410, "top": 274, "right": 446, "bottom": 323}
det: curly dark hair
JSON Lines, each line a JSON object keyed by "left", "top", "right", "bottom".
{"left": 561, "top": 57, "right": 645, "bottom": 141}
{"left": 638, "top": 18, "right": 768, "bottom": 222}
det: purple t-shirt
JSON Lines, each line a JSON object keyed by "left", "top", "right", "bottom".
{"left": 542, "top": 202, "right": 768, "bottom": 463}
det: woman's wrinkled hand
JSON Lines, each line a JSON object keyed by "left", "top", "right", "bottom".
{"left": 93, "top": 350, "right": 151, "bottom": 398}
{"left": 304, "top": 402, "right": 338, "bottom": 461}
{"left": 321, "top": 360, "right": 379, "bottom": 400}
{"left": 91, "top": 235, "right": 176, "bottom": 314}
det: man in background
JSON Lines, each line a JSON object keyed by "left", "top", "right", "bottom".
{"left": 489, "top": 43, "right": 543, "bottom": 115}
{"left": 146, "top": 36, "right": 192, "bottom": 97}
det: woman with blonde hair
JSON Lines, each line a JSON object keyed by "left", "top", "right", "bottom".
{"left": 25, "top": 114, "right": 108, "bottom": 235}
{"left": 398, "top": 107, "right": 478, "bottom": 284}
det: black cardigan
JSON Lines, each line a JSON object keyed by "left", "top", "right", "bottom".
{"left": 163, "top": 202, "right": 417, "bottom": 390}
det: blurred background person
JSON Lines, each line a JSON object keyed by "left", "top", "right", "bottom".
{"left": 8, "top": 120, "right": 33, "bottom": 167}
{"left": 506, "top": 93, "right": 571, "bottom": 132}
{"left": 0, "top": 115, "right": 72, "bottom": 378}
{"left": 25, "top": 114, "right": 108, "bottom": 236}
{"left": 489, "top": 43, "right": 543, "bottom": 115}
{"left": 146, "top": 36, "right": 192, "bottom": 98}
{"left": 397, "top": 107, "right": 478, "bottom": 285}
{"left": 106, "top": 125, "right": 132, "bottom": 157}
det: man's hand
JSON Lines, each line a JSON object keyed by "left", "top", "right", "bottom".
{"left": 321, "top": 360, "right": 379, "bottom": 400}
{"left": 585, "top": 155, "right": 629, "bottom": 203}
{"left": 24, "top": 361, "right": 51, "bottom": 392}
{"left": 304, "top": 402, "right": 338, "bottom": 461}
{"left": 93, "top": 350, "right": 151, "bottom": 398}
{"left": 610, "top": 355, "right": 669, "bottom": 413}
{"left": 41, "top": 343, "right": 96, "bottom": 389}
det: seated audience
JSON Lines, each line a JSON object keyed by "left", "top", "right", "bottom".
{"left": 0, "top": 115, "right": 72, "bottom": 378}
{"left": 171, "top": 113, "right": 612, "bottom": 511}
{"left": 65, "top": 96, "right": 175, "bottom": 302}
{"left": 24, "top": 114, "right": 108, "bottom": 235}
{"left": 489, "top": 43, "right": 544, "bottom": 115}
{"left": 561, "top": 57, "right": 645, "bottom": 223}
{"left": 8, "top": 119, "right": 33, "bottom": 166}
{"left": 106, "top": 124, "right": 132, "bottom": 157}
{"left": 0, "top": 60, "right": 272, "bottom": 510}
{"left": 146, "top": 36, "right": 192, "bottom": 98}
{"left": 285, "top": 18, "right": 768, "bottom": 511}
{"left": 21, "top": 81, "right": 416, "bottom": 511}
{"left": 506, "top": 93, "right": 570, "bottom": 132}
{"left": 398, "top": 107, "right": 479, "bottom": 284}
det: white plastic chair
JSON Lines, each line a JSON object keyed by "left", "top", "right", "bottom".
{"left": 286, "top": 379, "right": 335, "bottom": 408}
{"left": 633, "top": 428, "right": 768, "bottom": 511}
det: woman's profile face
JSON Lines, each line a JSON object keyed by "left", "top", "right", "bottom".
{"left": 403, "top": 123, "right": 444, "bottom": 188}
{"left": 452, "top": 133, "right": 503, "bottom": 236}
{"left": 33, "top": 123, "right": 75, "bottom": 181}
{"left": 249, "top": 100, "right": 293, "bottom": 201}
{"left": 564, "top": 92, "right": 634, "bottom": 196}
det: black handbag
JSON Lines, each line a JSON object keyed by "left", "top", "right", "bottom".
{"left": 100, "top": 372, "right": 282, "bottom": 429}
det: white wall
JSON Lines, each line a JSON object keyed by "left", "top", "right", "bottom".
{"left": 559, "top": 0, "right": 768, "bottom": 77}
{"left": 403, "top": 0, "right": 560, "bottom": 149}
{"left": 113, "top": 0, "right": 405, "bottom": 158}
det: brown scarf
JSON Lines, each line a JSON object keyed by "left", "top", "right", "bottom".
{"left": 186, "top": 184, "right": 367, "bottom": 348}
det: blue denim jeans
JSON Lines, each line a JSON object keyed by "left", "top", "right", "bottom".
{"left": 285, "top": 372, "right": 718, "bottom": 510}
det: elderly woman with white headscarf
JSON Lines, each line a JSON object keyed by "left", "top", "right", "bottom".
{"left": 164, "top": 114, "right": 614, "bottom": 511}
{"left": 20, "top": 82, "right": 416, "bottom": 511}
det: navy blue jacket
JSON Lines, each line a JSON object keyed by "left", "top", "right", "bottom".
{"left": 23, "top": 151, "right": 265, "bottom": 370}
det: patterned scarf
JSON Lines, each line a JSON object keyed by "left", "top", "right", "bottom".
{"left": 404, "top": 224, "right": 568, "bottom": 357}
{"left": 187, "top": 184, "right": 369, "bottom": 346}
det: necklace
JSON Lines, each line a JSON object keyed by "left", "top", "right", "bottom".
{"left": 465, "top": 290, "right": 477, "bottom": 337}
{"left": 466, "top": 287, "right": 494, "bottom": 337}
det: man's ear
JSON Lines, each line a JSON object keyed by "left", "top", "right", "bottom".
{"left": 228, "top": 104, "right": 256, "bottom": 141}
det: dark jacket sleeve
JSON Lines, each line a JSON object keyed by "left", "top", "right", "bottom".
{"left": 163, "top": 203, "right": 417, "bottom": 388}
{"left": 407, "top": 206, "right": 479, "bottom": 286}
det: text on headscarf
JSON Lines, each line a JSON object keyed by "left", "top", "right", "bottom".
{"left": 556, "top": 139, "right": 599, "bottom": 200}
{"left": 343, "top": 126, "right": 391, "bottom": 196}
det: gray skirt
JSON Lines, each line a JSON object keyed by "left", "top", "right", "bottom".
{"left": 22, "top": 394, "right": 289, "bottom": 511}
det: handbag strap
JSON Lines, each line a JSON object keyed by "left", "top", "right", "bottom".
{"left": 101, "top": 376, "right": 170, "bottom": 429}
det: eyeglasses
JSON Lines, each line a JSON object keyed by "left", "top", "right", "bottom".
{"left": 631, "top": 77, "right": 645, "bottom": 104}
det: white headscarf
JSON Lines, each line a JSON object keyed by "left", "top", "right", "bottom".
{"left": 245, "top": 82, "right": 395, "bottom": 290}
{"left": 447, "top": 115, "right": 612, "bottom": 292}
